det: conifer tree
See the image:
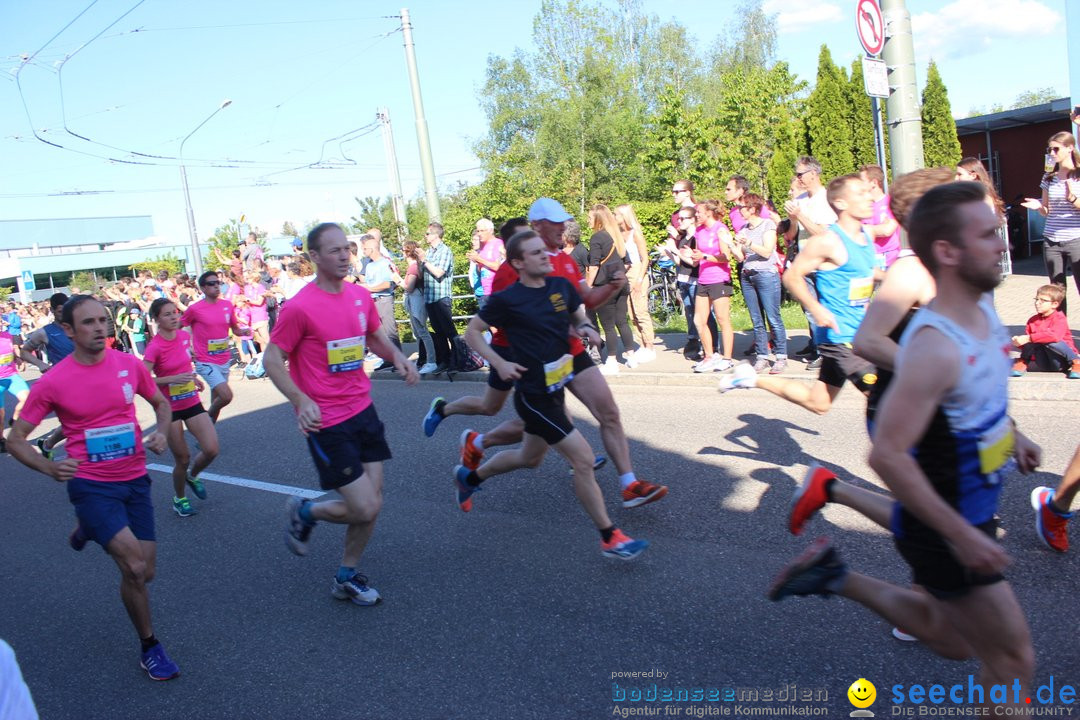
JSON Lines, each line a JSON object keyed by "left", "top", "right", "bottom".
{"left": 921, "top": 60, "right": 962, "bottom": 168}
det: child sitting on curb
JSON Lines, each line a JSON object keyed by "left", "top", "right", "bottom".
{"left": 1012, "top": 284, "right": 1079, "bottom": 379}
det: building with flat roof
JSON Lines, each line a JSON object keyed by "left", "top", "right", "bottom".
{"left": 0, "top": 215, "right": 200, "bottom": 301}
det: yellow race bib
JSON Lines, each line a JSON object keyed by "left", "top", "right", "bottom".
{"left": 207, "top": 337, "right": 229, "bottom": 356}
{"left": 544, "top": 354, "right": 574, "bottom": 393}
{"left": 327, "top": 336, "right": 365, "bottom": 373}
{"left": 978, "top": 416, "right": 1015, "bottom": 478}
{"left": 168, "top": 380, "right": 197, "bottom": 402}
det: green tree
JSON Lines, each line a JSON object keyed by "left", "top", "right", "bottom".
{"left": 130, "top": 253, "right": 184, "bottom": 277}
{"left": 282, "top": 221, "right": 299, "bottom": 237}
{"left": 921, "top": 60, "right": 962, "bottom": 168}
{"left": 1011, "top": 87, "right": 1060, "bottom": 109}
{"left": 805, "top": 46, "right": 853, "bottom": 181}
{"left": 848, "top": 58, "right": 879, "bottom": 169}
{"left": 0, "top": 285, "right": 13, "bottom": 302}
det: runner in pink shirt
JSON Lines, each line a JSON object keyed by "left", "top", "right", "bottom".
{"left": 181, "top": 271, "right": 251, "bottom": 422}
{"left": 144, "top": 298, "right": 221, "bottom": 518}
{"left": 0, "top": 322, "right": 31, "bottom": 452}
{"left": 5, "top": 295, "right": 181, "bottom": 681}
{"left": 266, "top": 222, "right": 418, "bottom": 607}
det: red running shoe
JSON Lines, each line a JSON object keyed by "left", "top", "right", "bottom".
{"left": 789, "top": 463, "right": 835, "bottom": 536}
{"left": 460, "top": 429, "right": 484, "bottom": 471}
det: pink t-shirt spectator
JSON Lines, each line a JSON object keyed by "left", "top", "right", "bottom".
{"left": 182, "top": 298, "right": 237, "bottom": 366}
{"left": 234, "top": 304, "right": 253, "bottom": 332}
{"left": 0, "top": 332, "right": 15, "bottom": 379}
{"left": 143, "top": 330, "right": 200, "bottom": 411}
{"left": 695, "top": 222, "right": 732, "bottom": 284}
{"left": 477, "top": 237, "right": 505, "bottom": 296}
{"left": 269, "top": 281, "right": 382, "bottom": 429}
{"left": 729, "top": 207, "right": 747, "bottom": 233}
{"left": 20, "top": 350, "right": 157, "bottom": 482}
{"left": 243, "top": 282, "right": 270, "bottom": 325}
{"left": 865, "top": 195, "right": 901, "bottom": 270}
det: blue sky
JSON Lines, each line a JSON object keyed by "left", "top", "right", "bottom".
{"left": 1, "top": 0, "right": 1071, "bottom": 245}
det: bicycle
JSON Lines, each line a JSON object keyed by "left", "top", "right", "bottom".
{"left": 646, "top": 250, "right": 680, "bottom": 325}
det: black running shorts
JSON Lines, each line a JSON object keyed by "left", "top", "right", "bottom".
{"left": 894, "top": 518, "right": 1004, "bottom": 599}
{"left": 305, "top": 404, "right": 392, "bottom": 490}
{"left": 513, "top": 390, "right": 575, "bottom": 446}
{"left": 817, "top": 342, "right": 878, "bottom": 391}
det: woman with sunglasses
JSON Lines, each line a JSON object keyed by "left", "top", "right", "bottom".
{"left": 1023, "top": 132, "right": 1080, "bottom": 312}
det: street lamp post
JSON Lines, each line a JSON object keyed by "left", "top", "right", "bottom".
{"left": 180, "top": 99, "right": 232, "bottom": 277}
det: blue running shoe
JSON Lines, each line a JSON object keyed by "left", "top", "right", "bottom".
{"left": 601, "top": 529, "right": 649, "bottom": 560}
{"left": 570, "top": 455, "right": 607, "bottom": 476}
{"left": 285, "top": 496, "right": 316, "bottom": 556}
{"left": 423, "top": 397, "right": 446, "bottom": 437}
{"left": 453, "top": 464, "right": 478, "bottom": 512}
{"left": 140, "top": 643, "right": 180, "bottom": 681}
{"left": 69, "top": 524, "right": 88, "bottom": 552}
{"left": 331, "top": 572, "right": 381, "bottom": 606}
{"left": 186, "top": 474, "right": 207, "bottom": 500}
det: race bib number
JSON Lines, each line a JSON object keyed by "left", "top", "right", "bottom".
{"left": 0, "top": 352, "right": 12, "bottom": 366}
{"left": 85, "top": 423, "right": 137, "bottom": 462}
{"left": 168, "top": 380, "right": 197, "bottom": 402}
{"left": 544, "top": 353, "right": 574, "bottom": 393}
{"left": 848, "top": 276, "right": 874, "bottom": 307}
{"left": 327, "top": 336, "right": 365, "bottom": 373}
{"left": 978, "top": 415, "right": 1015, "bottom": 481}
{"left": 207, "top": 337, "right": 229, "bottom": 356}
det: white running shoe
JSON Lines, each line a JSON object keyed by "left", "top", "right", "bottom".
{"left": 418, "top": 362, "right": 439, "bottom": 375}
{"left": 633, "top": 347, "right": 656, "bottom": 365}
{"left": 599, "top": 358, "right": 621, "bottom": 375}
{"left": 712, "top": 357, "right": 735, "bottom": 372}
{"left": 718, "top": 362, "right": 757, "bottom": 393}
{"left": 693, "top": 355, "right": 719, "bottom": 373}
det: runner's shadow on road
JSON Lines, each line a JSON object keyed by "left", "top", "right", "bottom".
{"left": 698, "top": 412, "right": 877, "bottom": 491}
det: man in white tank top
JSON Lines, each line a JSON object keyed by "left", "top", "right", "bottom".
{"left": 769, "top": 182, "right": 1043, "bottom": 705}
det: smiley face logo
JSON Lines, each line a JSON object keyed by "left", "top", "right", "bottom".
{"left": 848, "top": 678, "right": 876, "bottom": 708}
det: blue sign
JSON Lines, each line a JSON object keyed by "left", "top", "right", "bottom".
{"left": 20, "top": 270, "right": 36, "bottom": 291}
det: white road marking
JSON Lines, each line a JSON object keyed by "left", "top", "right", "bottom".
{"left": 146, "top": 464, "right": 323, "bottom": 500}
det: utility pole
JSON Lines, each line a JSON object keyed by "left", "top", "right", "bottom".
{"left": 881, "top": 0, "right": 924, "bottom": 176}
{"left": 377, "top": 107, "right": 409, "bottom": 246}
{"left": 1069, "top": 2, "right": 1079, "bottom": 134}
{"left": 400, "top": 8, "right": 440, "bottom": 222}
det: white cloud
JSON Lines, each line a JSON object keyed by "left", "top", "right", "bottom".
{"left": 762, "top": 0, "right": 843, "bottom": 35}
{"left": 911, "top": 0, "right": 1061, "bottom": 61}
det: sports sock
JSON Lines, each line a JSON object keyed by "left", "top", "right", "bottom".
{"left": 298, "top": 501, "right": 315, "bottom": 524}
{"left": 472, "top": 433, "right": 485, "bottom": 451}
{"left": 599, "top": 525, "right": 615, "bottom": 543}
{"left": 619, "top": 472, "right": 637, "bottom": 489}
{"left": 1049, "top": 495, "right": 1074, "bottom": 517}
{"left": 435, "top": 399, "right": 447, "bottom": 418}
{"left": 140, "top": 635, "right": 159, "bottom": 653}
{"left": 465, "top": 470, "right": 483, "bottom": 487}
{"left": 823, "top": 476, "right": 836, "bottom": 502}
{"left": 336, "top": 566, "right": 355, "bottom": 583}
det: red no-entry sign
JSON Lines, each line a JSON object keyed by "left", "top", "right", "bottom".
{"left": 856, "top": 0, "right": 885, "bottom": 56}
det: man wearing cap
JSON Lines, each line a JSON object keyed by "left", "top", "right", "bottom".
{"left": 424, "top": 198, "right": 669, "bottom": 510}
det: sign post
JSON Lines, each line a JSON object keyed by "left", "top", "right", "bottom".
{"left": 856, "top": 0, "right": 889, "bottom": 189}
{"left": 16, "top": 269, "right": 36, "bottom": 304}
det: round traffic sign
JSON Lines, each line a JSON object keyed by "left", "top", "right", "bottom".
{"left": 856, "top": 0, "right": 885, "bottom": 56}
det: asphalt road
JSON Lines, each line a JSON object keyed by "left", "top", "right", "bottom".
{"left": 2, "top": 376, "right": 1077, "bottom": 719}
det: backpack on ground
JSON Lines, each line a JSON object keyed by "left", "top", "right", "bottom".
{"left": 244, "top": 353, "right": 267, "bottom": 379}
{"left": 448, "top": 336, "right": 484, "bottom": 375}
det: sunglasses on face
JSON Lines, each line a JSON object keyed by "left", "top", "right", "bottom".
{"left": 201, "top": 281, "right": 220, "bottom": 287}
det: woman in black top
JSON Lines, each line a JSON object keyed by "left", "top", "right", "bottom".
{"left": 586, "top": 204, "right": 637, "bottom": 373}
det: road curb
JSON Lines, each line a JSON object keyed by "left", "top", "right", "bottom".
{"left": 369, "top": 366, "right": 1080, "bottom": 401}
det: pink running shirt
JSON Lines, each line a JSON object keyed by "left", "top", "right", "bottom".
{"left": 143, "top": 330, "right": 201, "bottom": 412}
{"left": 20, "top": 350, "right": 158, "bottom": 482}
{"left": 0, "top": 332, "right": 15, "bottom": 379}
{"left": 182, "top": 298, "right": 237, "bottom": 365}
{"left": 865, "top": 195, "right": 901, "bottom": 270}
{"left": 269, "top": 281, "right": 382, "bottom": 429}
